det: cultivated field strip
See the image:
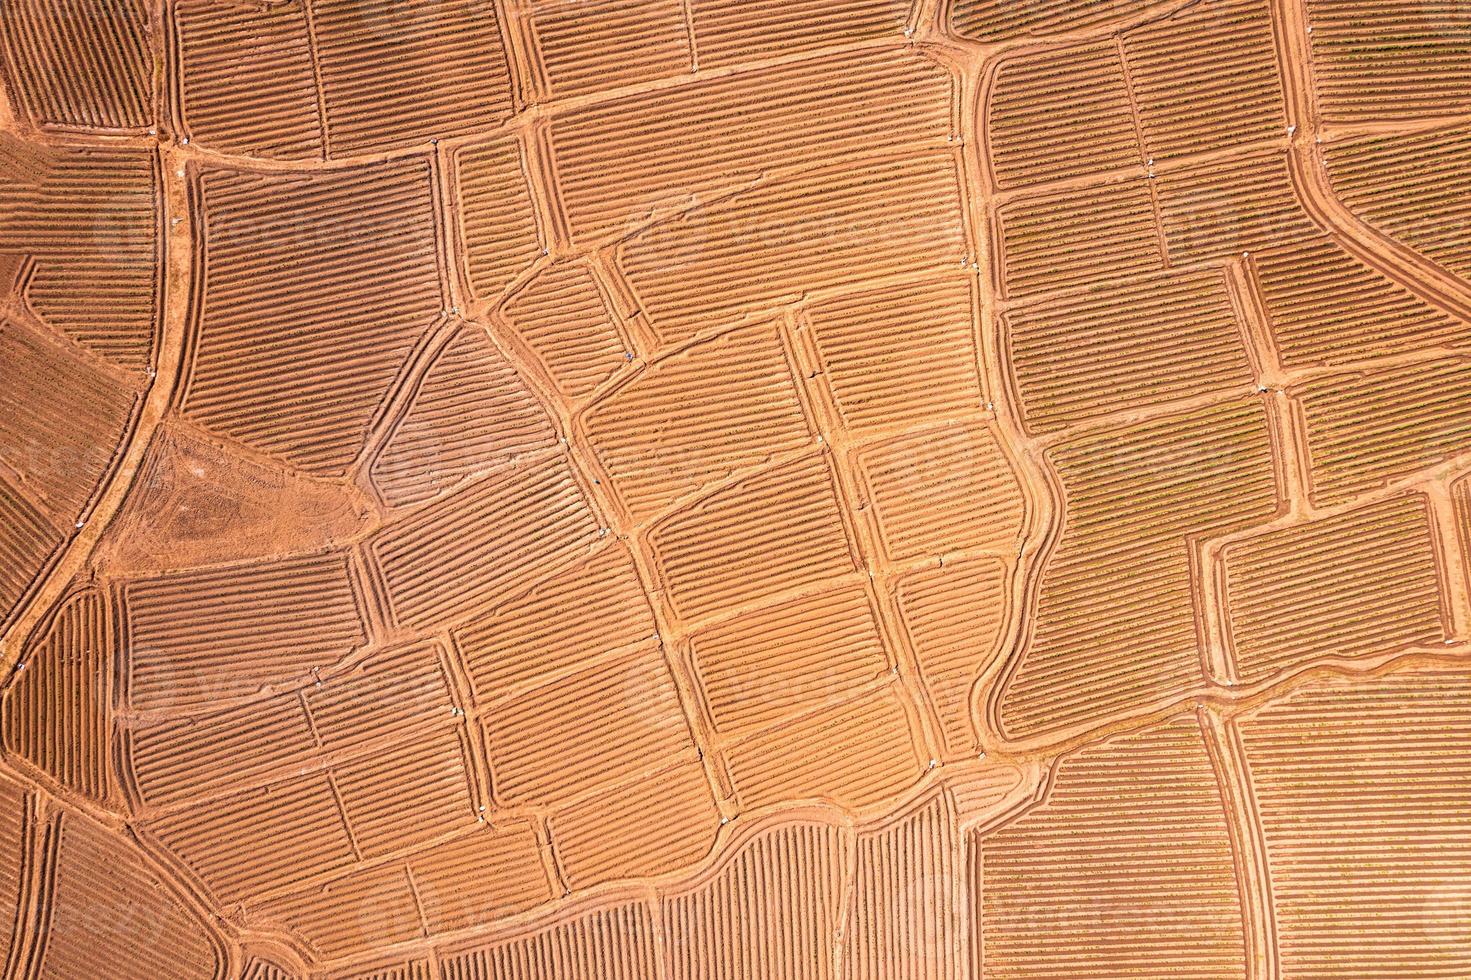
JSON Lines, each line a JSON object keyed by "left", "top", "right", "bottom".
{"left": 1235, "top": 668, "right": 1471, "bottom": 977}
{"left": 1004, "top": 267, "right": 1254, "bottom": 434}
{"left": 528, "top": 0, "right": 691, "bottom": 100}
{"left": 581, "top": 322, "right": 813, "bottom": 521}
{"left": 975, "top": 716, "right": 1248, "bottom": 977}
{"left": 1324, "top": 125, "right": 1471, "bottom": 283}
{"left": 454, "top": 136, "right": 544, "bottom": 304}
{"left": 171, "top": 0, "right": 326, "bottom": 160}
{"left": 688, "top": 0, "right": 911, "bottom": 68}
{"left": 1220, "top": 494, "right": 1449, "bottom": 683}
{"left": 371, "top": 322, "right": 556, "bottom": 508}
{"left": 2, "top": 588, "right": 114, "bottom": 804}
{"left": 1252, "top": 234, "right": 1466, "bottom": 368}
{"left": 0, "top": 0, "right": 1469, "bottom": 974}
{"left": 995, "top": 400, "right": 1280, "bottom": 742}
{"left": 500, "top": 263, "right": 631, "bottom": 401}
{"left": 895, "top": 557, "right": 1009, "bottom": 759}
{"left": 804, "top": 275, "right": 983, "bottom": 435}
{"left": 1121, "top": 0, "right": 1287, "bottom": 161}
{"left": 618, "top": 150, "right": 968, "bottom": 346}
{"left": 549, "top": 48, "right": 956, "bottom": 244}
{"left": 0, "top": 0, "right": 152, "bottom": 132}
{"left": 1, "top": 144, "right": 160, "bottom": 373}
{"left": 1305, "top": 0, "right": 1471, "bottom": 124}
{"left": 186, "top": 158, "right": 442, "bottom": 475}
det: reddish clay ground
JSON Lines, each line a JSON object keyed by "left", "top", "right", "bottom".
{"left": 0, "top": 0, "right": 1469, "bottom": 977}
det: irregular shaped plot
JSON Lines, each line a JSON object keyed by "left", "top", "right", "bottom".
{"left": 1252, "top": 234, "right": 1467, "bottom": 369}
{"left": 0, "top": 0, "right": 151, "bottom": 132}
{"left": 1237, "top": 669, "right": 1471, "bottom": 978}
{"left": 368, "top": 453, "right": 601, "bottom": 631}
{"left": 97, "top": 421, "right": 370, "bottom": 574}
{"left": 1221, "top": 494, "right": 1447, "bottom": 684}
{"left": 0, "top": 481, "right": 61, "bottom": 629}
{"left": 372, "top": 322, "right": 556, "bottom": 508}
{"left": 7, "top": 145, "right": 160, "bottom": 372}
{"left": 550, "top": 48, "right": 955, "bottom": 243}
{"left": 581, "top": 323, "right": 812, "bottom": 520}
{"left": 806, "top": 275, "right": 983, "bottom": 435}
{"left": 173, "top": 0, "right": 323, "bottom": 159}
{"left": 0, "top": 318, "right": 137, "bottom": 520}
{"left": 1294, "top": 356, "right": 1471, "bottom": 506}
{"left": 502, "top": 263, "right": 631, "bottom": 400}
{"left": 620, "top": 151, "right": 967, "bottom": 345}
{"left": 186, "top": 159, "right": 442, "bottom": 474}
{"left": 42, "top": 812, "right": 226, "bottom": 979}
{"left": 1324, "top": 126, "right": 1471, "bottom": 283}
{"left": 998, "top": 400, "right": 1278, "bottom": 742}
{"left": 3, "top": 589, "right": 114, "bottom": 802}
{"left": 896, "top": 557, "right": 1010, "bottom": 758}
{"left": 987, "top": 43, "right": 1138, "bottom": 190}
{"left": 454, "top": 136, "right": 544, "bottom": 303}
{"left": 975, "top": 716, "right": 1247, "bottom": 978}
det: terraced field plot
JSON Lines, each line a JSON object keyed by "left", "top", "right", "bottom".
{"left": 0, "top": 0, "right": 1469, "bottom": 976}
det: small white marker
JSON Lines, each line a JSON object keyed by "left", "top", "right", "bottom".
{"left": 928, "top": 758, "right": 939, "bottom": 770}
{"left": 74, "top": 520, "right": 84, "bottom": 529}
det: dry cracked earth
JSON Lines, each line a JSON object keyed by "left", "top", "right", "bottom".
{"left": 0, "top": 0, "right": 1470, "bottom": 977}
